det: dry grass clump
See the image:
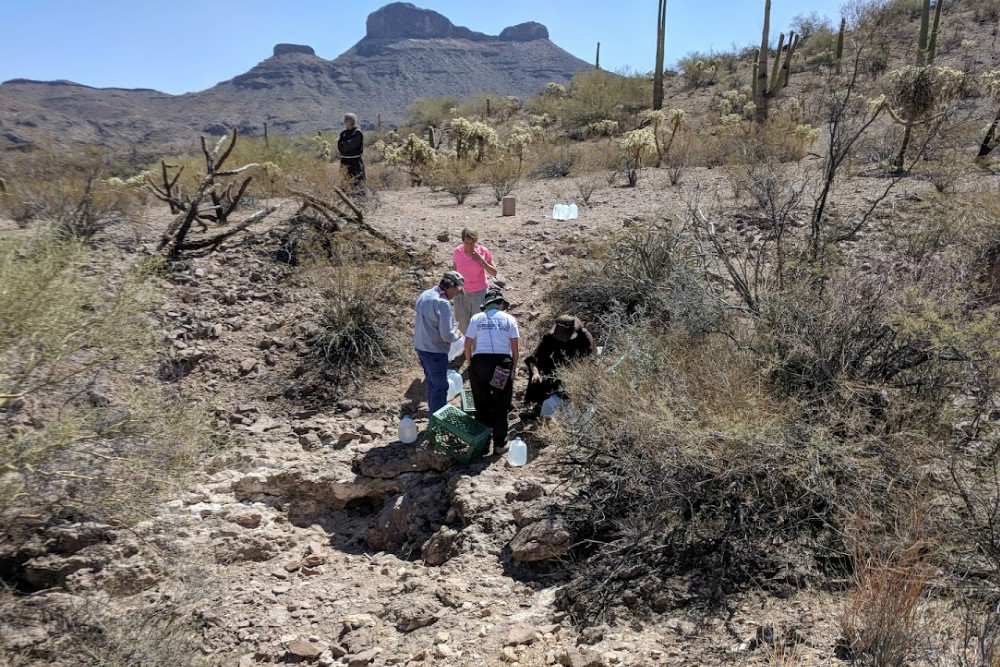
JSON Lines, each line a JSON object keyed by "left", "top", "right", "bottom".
{"left": 304, "top": 240, "right": 408, "bottom": 386}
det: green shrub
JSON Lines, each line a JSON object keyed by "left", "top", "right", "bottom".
{"left": 406, "top": 94, "right": 457, "bottom": 127}
{"left": 0, "top": 232, "right": 211, "bottom": 525}
{"left": 563, "top": 69, "right": 650, "bottom": 128}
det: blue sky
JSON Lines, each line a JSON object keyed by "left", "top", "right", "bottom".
{"left": 1, "top": 1, "right": 846, "bottom": 94}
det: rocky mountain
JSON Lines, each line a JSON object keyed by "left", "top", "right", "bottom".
{"left": 0, "top": 3, "right": 590, "bottom": 149}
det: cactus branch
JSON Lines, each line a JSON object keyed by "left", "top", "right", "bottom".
{"left": 917, "top": 0, "right": 931, "bottom": 65}
{"left": 835, "top": 17, "right": 846, "bottom": 75}
{"left": 927, "top": 0, "right": 942, "bottom": 64}
{"left": 653, "top": 0, "right": 667, "bottom": 110}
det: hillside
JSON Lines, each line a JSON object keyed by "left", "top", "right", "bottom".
{"left": 0, "top": 2, "right": 590, "bottom": 149}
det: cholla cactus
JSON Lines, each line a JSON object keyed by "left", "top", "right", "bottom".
{"left": 875, "top": 65, "right": 966, "bottom": 170}
{"left": 506, "top": 123, "right": 534, "bottom": 168}
{"left": 529, "top": 113, "right": 555, "bottom": 128}
{"left": 784, "top": 97, "right": 804, "bottom": 122}
{"left": 792, "top": 124, "right": 820, "bottom": 157}
{"left": 387, "top": 133, "right": 439, "bottom": 185}
{"left": 977, "top": 69, "right": 1000, "bottom": 158}
{"left": 309, "top": 134, "right": 332, "bottom": 160}
{"left": 450, "top": 117, "right": 499, "bottom": 162}
{"left": 720, "top": 88, "right": 756, "bottom": 121}
{"left": 619, "top": 128, "right": 657, "bottom": 186}
{"left": 546, "top": 82, "right": 567, "bottom": 97}
{"left": 643, "top": 109, "right": 687, "bottom": 165}
{"left": 585, "top": 119, "right": 620, "bottom": 138}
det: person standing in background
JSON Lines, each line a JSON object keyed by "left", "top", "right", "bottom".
{"left": 465, "top": 289, "right": 519, "bottom": 453}
{"left": 414, "top": 271, "right": 464, "bottom": 414}
{"left": 338, "top": 113, "right": 366, "bottom": 189}
{"left": 452, "top": 228, "right": 498, "bottom": 340}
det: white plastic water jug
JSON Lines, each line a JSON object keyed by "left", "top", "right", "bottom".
{"left": 398, "top": 416, "right": 418, "bottom": 444}
{"left": 568, "top": 203, "right": 579, "bottom": 220}
{"left": 507, "top": 437, "right": 528, "bottom": 466}
{"left": 551, "top": 204, "right": 563, "bottom": 220}
{"left": 446, "top": 370, "right": 463, "bottom": 401}
{"left": 449, "top": 334, "right": 465, "bottom": 361}
{"left": 540, "top": 394, "right": 563, "bottom": 417}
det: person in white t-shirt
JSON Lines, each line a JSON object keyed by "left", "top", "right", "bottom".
{"left": 464, "top": 289, "right": 519, "bottom": 452}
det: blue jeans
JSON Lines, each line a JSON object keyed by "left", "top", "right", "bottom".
{"left": 417, "top": 349, "right": 449, "bottom": 414}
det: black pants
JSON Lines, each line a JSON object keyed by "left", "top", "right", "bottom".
{"left": 470, "top": 354, "right": 514, "bottom": 451}
{"left": 340, "top": 158, "right": 366, "bottom": 185}
{"left": 524, "top": 375, "right": 563, "bottom": 405}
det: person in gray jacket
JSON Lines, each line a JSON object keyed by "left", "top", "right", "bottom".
{"left": 414, "top": 271, "right": 465, "bottom": 413}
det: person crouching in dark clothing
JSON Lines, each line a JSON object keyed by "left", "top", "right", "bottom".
{"left": 524, "top": 314, "right": 596, "bottom": 406}
{"left": 338, "top": 113, "right": 366, "bottom": 189}
{"left": 465, "top": 289, "right": 519, "bottom": 452}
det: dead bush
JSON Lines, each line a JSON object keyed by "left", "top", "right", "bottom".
{"left": 545, "top": 223, "right": 723, "bottom": 338}
{"left": 433, "top": 158, "right": 479, "bottom": 204}
{"left": 531, "top": 144, "right": 577, "bottom": 179}
{"left": 0, "top": 146, "right": 140, "bottom": 240}
{"left": 484, "top": 157, "right": 521, "bottom": 204}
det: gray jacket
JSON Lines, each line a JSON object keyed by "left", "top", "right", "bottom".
{"left": 414, "top": 286, "right": 460, "bottom": 354}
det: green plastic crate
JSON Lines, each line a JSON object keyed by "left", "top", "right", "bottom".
{"left": 427, "top": 405, "right": 490, "bottom": 463}
{"left": 460, "top": 388, "right": 476, "bottom": 416}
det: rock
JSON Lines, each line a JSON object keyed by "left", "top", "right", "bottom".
{"left": 286, "top": 638, "right": 326, "bottom": 660}
{"left": 232, "top": 461, "right": 426, "bottom": 525}
{"left": 365, "top": 482, "right": 447, "bottom": 552}
{"left": 421, "top": 527, "right": 459, "bottom": 566}
{"left": 362, "top": 420, "right": 387, "bottom": 437}
{"left": 356, "top": 440, "right": 451, "bottom": 479}
{"left": 505, "top": 623, "right": 538, "bottom": 646}
{"left": 298, "top": 433, "right": 323, "bottom": 450}
{"left": 435, "top": 643, "right": 455, "bottom": 658}
{"left": 239, "top": 358, "right": 259, "bottom": 375}
{"left": 665, "top": 617, "right": 698, "bottom": 637}
{"left": 338, "top": 432, "right": 365, "bottom": 446}
{"left": 492, "top": 274, "right": 509, "bottom": 288}
{"left": 559, "top": 649, "right": 606, "bottom": 667}
{"left": 219, "top": 505, "right": 263, "bottom": 529}
{"left": 499, "top": 21, "right": 549, "bottom": 41}
{"left": 505, "top": 479, "right": 546, "bottom": 502}
{"left": 273, "top": 43, "right": 316, "bottom": 56}
{"left": 542, "top": 262, "right": 558, "bottom": 273}
{"left": 509, "top": 519, "right": 572, "bottom": 562}
{"left": 578, "top": 626, "right": 605, "bottom": 645}
{"left": 247, "top": 415, "right": 280, "bottom": 434}
{"left": 387, "top": 596, "right": 440, "bottom": 632}
{"left": 437, "top": 231, "right": 450, "bottom": 242}
{"left": 347, "top": 648, "right": 380, "bottom": 667}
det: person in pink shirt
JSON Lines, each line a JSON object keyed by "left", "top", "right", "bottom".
{"left": 452, "top": 228, "right": 498, "bottom": 338}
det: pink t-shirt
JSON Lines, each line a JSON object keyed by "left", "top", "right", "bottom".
{"left": 453, "top": 243, "right": 493, "bottom": 292}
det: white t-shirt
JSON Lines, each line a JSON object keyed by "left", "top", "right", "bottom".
{"left": 466, "top": 310, "right": 519, "bottom": 356}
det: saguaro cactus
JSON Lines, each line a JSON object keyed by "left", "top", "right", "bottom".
{"left": 596, "top": 41, "right": 601, "bottom": 70}
{"left": 835, "top": 17, "right": 846, "bottom": 75}
{"left": 653, "top": 0, "right": 667, "bottom": 110}
{"left": 752, "top": 0, "right": 798, "bottom": 123}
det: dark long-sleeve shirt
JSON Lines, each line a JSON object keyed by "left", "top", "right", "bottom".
{"left": 524, "top": 328, "right": 596, "bottom": 376}
{"left": 338, "top": 128, "right": 364, "bottom": 160}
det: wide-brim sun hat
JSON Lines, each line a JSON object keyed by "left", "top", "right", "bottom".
{"left": 550, "top": 314, "right": 579, "bottom": 342}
